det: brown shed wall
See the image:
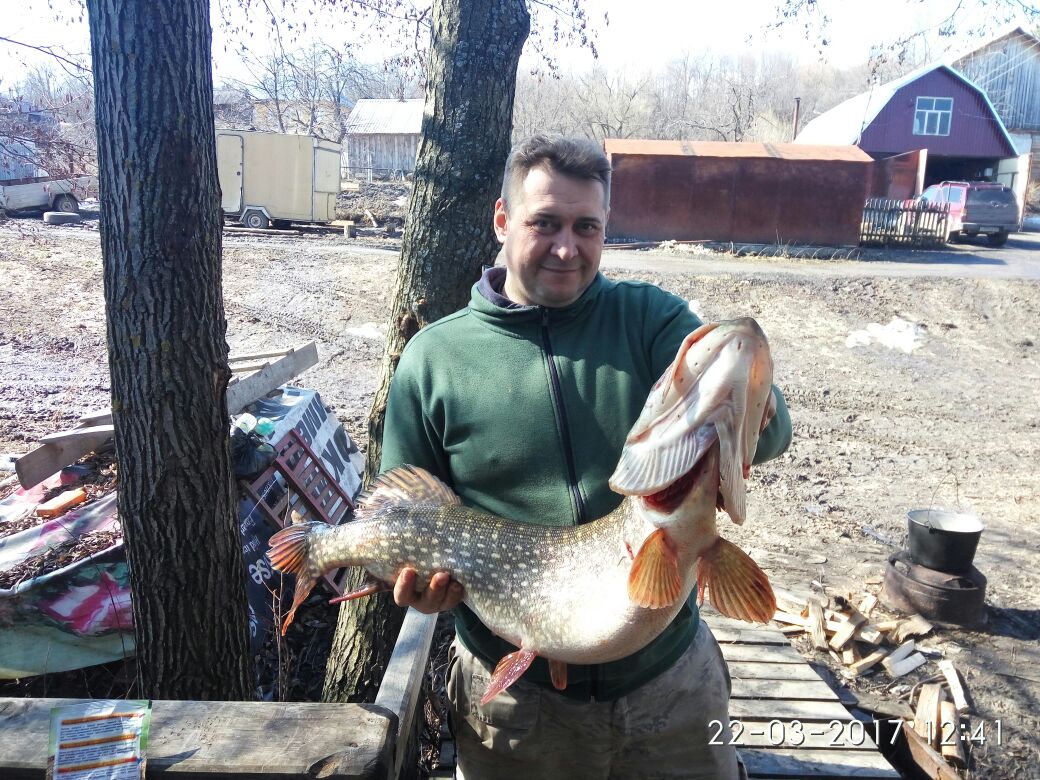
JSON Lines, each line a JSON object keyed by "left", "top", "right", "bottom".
{"left": 607, "top": 153, "right": 871, "bottom": 245}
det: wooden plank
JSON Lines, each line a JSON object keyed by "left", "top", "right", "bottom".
{"left": 730, "top": 678, "right": 839, "bottom": 701}
{"left": 17, "top": 343, "right": 318, "bottom": 488}
{"left": 913, "top": 683, "right": 945, "bottom": 747}
{"left": 710, "top": 626, "right": 790, "bottom": 645}
{"left": 228, "top": 347, "right": 294, "bottom": 362}
{"left": 727, "top": 662, "right": 823, "bottom": 681}
{"left": 229, "top": 360, "right": 271, "bottom": 373}
{"left": 937, "top": 659, "right": 970, "bottom": 714}
{"left": 881, "top": 640, "right": 915, "bottom": 668}
{"left": 39, "top": 424, "right": 115, "bottom": 444}
{"left": 729, "top": 698, "right": 852, "bottom": 722}
{"left": 0, "top": 697, "right": 393, "bottom": 778}
{"left": 719, "top": 719, "right": 879, "bottom": 750}
{"left": 226, "top": 341, "right": 318, "bottom": 414}
{"left": 900, "top": 721, "right": 961, "bottom": 780}
{"left": 741, "top": 747, "right": 900, "bottom": 778}
{"left": 78, "top": 409, "right": 113, "bottom": 426}
{"left": 807, "top": 598, "right": 828, "bottom": 650}
{"left": 720, "top": 643, "right": 804, "bottom": 664}
{"left": 939, "top": 700, "right": 966, "bottom": 768}
{"left": 373, "top": 609, "right": 437, "bottom": 780}
{"left": 15, "top": 428, "right": 114, "bottom": 489}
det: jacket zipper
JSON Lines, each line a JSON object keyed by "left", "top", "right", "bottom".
{"left": 540, "top": 308, "right": 597, "bottom": 701}
{"left": 540, "top": 308, "right": 587, "bottom": 524}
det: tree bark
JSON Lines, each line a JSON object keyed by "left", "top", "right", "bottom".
{"left": 322, "top": 0, "right": 530, "bottom": 703}
{"left": 87, "top": 0, "right": 253, "bottom": 699}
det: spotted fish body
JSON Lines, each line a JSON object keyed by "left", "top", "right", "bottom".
{"left": 268, "top": 318, "right": 777, "bottom": 699}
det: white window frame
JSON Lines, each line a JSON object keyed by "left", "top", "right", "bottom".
{"left": 913, "top": 96, "right": 953, "bottom": 137}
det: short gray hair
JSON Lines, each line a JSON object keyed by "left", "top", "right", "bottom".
{"left": 501, "top": 134, "right": 611, "bottom": 209}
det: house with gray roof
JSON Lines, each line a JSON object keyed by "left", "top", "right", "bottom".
{"left": 343, "top": 98, "right": 424, "bottom": 179}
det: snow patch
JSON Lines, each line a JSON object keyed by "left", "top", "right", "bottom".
{"left": 345, "top": 322, "right": 387, "bottom": 341}
{"left": 846, "top": 316, "right": 925, "bottom": 354}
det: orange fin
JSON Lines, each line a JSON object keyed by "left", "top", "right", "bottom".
{"left": 481, "top": 649, "right": 536, "bottom": 705}
{"left": 267, "top": 522, "right": 323, "bottom": 634}
{"left": 328, "top": 577, "right": 390, "bottom": 604}
{"left": 696, "top": 537, "right": 775, "bottom": 624}
{"left": 628, "top": 528, "right": 683, "bottom": 609}
{"left": 359, "top": 465, "right": 461, "bottom": 511}
{"left": 549, "top": 659, "right": 567, "bottom": 692}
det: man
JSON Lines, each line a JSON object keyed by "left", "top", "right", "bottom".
{"left": 380, "top": 134, "right": 792, "bottom": 779}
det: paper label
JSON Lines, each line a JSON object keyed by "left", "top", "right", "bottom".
{"left": 47, "top": 700, "right": 151, "bottom": 779}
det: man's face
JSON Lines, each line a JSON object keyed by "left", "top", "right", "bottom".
{"left": 494, "top": 165, "right": 607, "bottom": 308}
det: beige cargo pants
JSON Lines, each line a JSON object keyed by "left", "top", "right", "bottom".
{"left": 446, "top": 620, "right": 747, "bottom": 780}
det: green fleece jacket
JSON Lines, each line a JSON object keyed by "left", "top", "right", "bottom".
{"left": 381, "top": 269, "right": 792, "bottom": 700}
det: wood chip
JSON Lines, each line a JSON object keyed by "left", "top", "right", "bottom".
{"left": 937, "top": 659, "right": 970, "bottom": 714}
{"left": 939, "top": 700, "right": 966, "bottom": 767}
{"left": 886, "top": 652, "right": 928, "bottom": 678}
{"left": 857, "top": 593, "right": 878, "bottom": 616}
{"left": 807, "top": 598, "right": 828, "bottom": 650}
{"left": 892, "top": 614, "right": 934, "bottom": 644}
{"left": 848, "top": 648, "right": 889, "bottom": 677}
{"left": 884, "top": 639, "right": 916, "bottom": 666}
{"left": 914, "top": 683, "right": 945, "bottom": 748}
{"left": 841, "top": 644, "right": 861, "bottom": 665}
{"left": 829, "top": 608, "right": 868, "bottom": 651}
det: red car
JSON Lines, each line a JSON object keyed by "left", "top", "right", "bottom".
{"left": 918, "top": 181, "right": 1020, "bottom": 246}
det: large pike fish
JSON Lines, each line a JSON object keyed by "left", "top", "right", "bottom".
{"left": 268, "top": 318, "right": 777, "bottom": 703}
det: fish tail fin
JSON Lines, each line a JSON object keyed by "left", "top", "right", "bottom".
{"left": 358, "top": 465, "right": 461, "bottom": 513}
{"left": 267, "top": 521, "right": 328, "bottom": 634}
{"left": 696, "top": 537, "right": 775, "bottom": 623}
{"left": 628, "top": 528, "right": 683, "bottom": 609}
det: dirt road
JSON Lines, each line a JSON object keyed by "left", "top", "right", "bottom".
{"left": 1, "top": 219, "right": 1037, "bottom": 778}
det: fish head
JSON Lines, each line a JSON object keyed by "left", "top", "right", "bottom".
{"left": 610, "top": 318, "right": 773, "bottom": 525}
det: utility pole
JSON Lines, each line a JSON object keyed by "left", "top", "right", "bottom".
{"left": 792, "top": 97, "right": 801, "bottom": 141}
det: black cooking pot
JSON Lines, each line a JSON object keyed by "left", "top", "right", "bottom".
{"left": 907, "top": 509, "right": 984, "bottom": 574}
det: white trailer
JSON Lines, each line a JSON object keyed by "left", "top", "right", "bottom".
{"left": 216, "top": 130, "right": 342, "bottom": 229}
{"left": 0, "top": 175, "right": 96, "bottom": 214}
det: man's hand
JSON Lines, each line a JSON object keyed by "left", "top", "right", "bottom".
{"left": 393, "top": 568, "right": 465, "bottom": 613}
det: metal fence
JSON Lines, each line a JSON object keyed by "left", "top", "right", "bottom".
{"left": 860, "top": 198, "right": 950, "bottom": 247}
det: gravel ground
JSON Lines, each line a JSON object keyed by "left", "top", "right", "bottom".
{"left": 1, "top": 214, "right": 1038, "bottom": 778}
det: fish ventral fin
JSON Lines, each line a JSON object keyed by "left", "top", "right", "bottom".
{"left": 360, "top": 465, "right": 461, "bottom": 511}
{"left": 267, "top": 521, "right": 326, "bottom": 635}
{"left": 627, "top": 528, "right": 683, "bottom": 609}
{"left": 549, "top": 659, "right": 568, "bottom": 692}
{"left": 328, "top": 576, "right": 390, "bottom": 604}
{"left": 481, "top": 649, "right": 537, "bottom": 705}
{"left": 696, "top": 537, "right": 776, "bottom": 624}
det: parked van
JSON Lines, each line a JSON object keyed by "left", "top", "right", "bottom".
{"left": 216, "top": 130, "right": 341, "bottom": 229}
{"left": 918, "top": 181, "right": 1020, "bottom": 246}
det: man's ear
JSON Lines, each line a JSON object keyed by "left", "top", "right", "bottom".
{"left": 493, "top": 198, "right": 508, "bottom": 244}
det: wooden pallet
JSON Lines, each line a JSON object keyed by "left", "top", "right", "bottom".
{"left": 242, "top": 428, "right": 354, "bottom": 596}
{"left": 432, "top": 613, "right": 899, "bottom": 779}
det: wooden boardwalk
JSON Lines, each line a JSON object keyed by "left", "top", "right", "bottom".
{"left": 434, "top": 613, "right": 899, "bottom": 779}
{"left": 706, "top": 611, "right": 899, "bottom": 779}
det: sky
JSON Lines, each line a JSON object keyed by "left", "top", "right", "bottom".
{"left": 2, "top": 0, "right": 1037, "bottom": 89}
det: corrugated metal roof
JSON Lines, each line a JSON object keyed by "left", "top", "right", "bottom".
{"left": 794, "top": 64, "right": 1016, "bottom": 152}
{"left": 603, "top": 139, "right": 872, "bottom": 162}
{"left": 344, "top": 99, "right": 424, "bottom": 135}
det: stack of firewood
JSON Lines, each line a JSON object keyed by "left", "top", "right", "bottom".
{"left": 772, "top": 589, "right": 973, "bottom": 778}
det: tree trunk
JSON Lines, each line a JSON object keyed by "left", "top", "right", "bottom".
{"left": 322, "top": 0, "right": 530, "bottom": 703}
{"left": 87, "top": 0, "right": 253, "bottom": 699}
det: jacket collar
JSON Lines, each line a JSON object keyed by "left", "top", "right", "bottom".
{"left": 470, "top": 266, "right": 608, "bottom": 326}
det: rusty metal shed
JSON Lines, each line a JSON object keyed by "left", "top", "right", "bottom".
{"left": 603, "top": 139, "right": 873, "bottom": 245}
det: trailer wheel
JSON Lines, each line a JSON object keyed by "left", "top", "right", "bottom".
{"left": 53, "top": 194, "right": 79, "bottom": 213}
{"left": 242, "top": 209, "right": 270, "bottom": 229}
